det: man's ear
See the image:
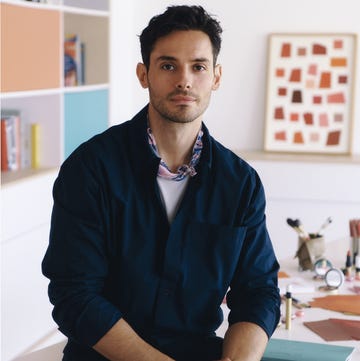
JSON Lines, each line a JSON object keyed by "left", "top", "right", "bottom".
{"left": 136, "top": 63, "right": 149, "bottom": 89}
{"left": 212, "top": 64, "right": 222, "bottom": 90}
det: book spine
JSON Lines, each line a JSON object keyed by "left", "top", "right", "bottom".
{"left": 81, "top": 42, "right": 85, "bottom": 85}
{"left": 1, "top": 109, "right": 35, "bottom": 172}
{"left": 31, "top": 123, "right": 40, "bottom": 169}
{"left": 5, "top": 116, "right": 20, "bottom": 171}
{"left": 64, "top": 34, "right": 84, "bottom": 86}
{"left": 1, "top": 118, "right": 9, "bottom": 172}
{"left": 20, "top": 121, "right": 31, "bottom": 170}
{"left": 14, "top": 115, "right": 21, "bottom": 170}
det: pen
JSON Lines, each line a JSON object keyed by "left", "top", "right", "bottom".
{"left": 355, "top": 255, "right": 360, "bottom": 281}
{"left": 285, "top": 284, "right": 292, "bottom": 330}
{"left": 345, "top": 250, "right": 353, "bottom": 281}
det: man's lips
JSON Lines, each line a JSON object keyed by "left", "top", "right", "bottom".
{"left": 170, "top": 95, "right": 196, "bottom": 103}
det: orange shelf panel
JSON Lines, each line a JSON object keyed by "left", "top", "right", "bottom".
{"left": 1, "top": 4, "right": 61, "bottom": 92}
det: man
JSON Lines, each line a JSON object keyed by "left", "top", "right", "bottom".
{"left": 42, "top": 5, "right": 280, "bottom": 361}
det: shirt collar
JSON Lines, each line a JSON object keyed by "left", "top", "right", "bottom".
{"left": 147, "top": 125, "right": 203, "bottom": 181}
{"left": 127, "top": 105, "right": 212, "bottom": 179}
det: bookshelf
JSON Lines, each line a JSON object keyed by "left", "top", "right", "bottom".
{"left": 1, "top": 0, "right": 110, "bottom": 185}
{"left": 0, "top": 1, "right": 110, "bottom": 360}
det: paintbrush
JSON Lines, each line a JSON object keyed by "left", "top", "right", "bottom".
{"left": 286, "top": 218, "right": 310, "bottom": 239}
{"left": 316, "top": 217, "right": 332, "bottom": 236}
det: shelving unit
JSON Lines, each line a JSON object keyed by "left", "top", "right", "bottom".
{"left": 1, "top": 0, "right": 110, "bottom": 185}
{"left": 1, "top": 1, "right": 110, "bottom": 360}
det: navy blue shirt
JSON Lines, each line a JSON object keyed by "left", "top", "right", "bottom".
{"left": 42, "top": 105, "right": 280, "bottom": 361}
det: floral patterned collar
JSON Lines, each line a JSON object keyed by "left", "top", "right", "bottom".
{"left": 147, "top": 126, "right": 203, "bottom": 181}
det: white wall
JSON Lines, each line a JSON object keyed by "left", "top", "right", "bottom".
{"left": 110, "top": 0, "right": 360, "bottom": 153}
{"left": 246, "top": 158, "right": 360, "bottom": 260}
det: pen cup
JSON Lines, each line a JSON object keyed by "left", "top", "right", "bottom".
{"left": 296, "top": 234, "right": 325, "bottom": 271}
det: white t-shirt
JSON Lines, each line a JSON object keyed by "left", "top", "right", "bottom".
{"left": 157, "top": 176, "right": 190, "bottom": 223}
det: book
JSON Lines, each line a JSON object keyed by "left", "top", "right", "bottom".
{"left": 1, "top": 110, "right": 21, "bottom": 172}
{"left": 64, "top": 34, "right": 85, "bottom": 86}
{"left": 20, "top": 118, "right": 31, "bottom": 170}
{"left": 31, "top": 123, "right": 40, "bottom": 169}
{"left": 1, "top": 118, "right": 8, "bottom": 171}
{"left": 80, "top": 42, "right": 86, "bottom": 85}
{"left": 262, "top": 338, "right": 354, "bottom": 361}
{"left": 1, "top": 109, "right": 33, "bottom": 172}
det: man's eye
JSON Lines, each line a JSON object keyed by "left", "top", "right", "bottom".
{"left": 194, "top": 65, "right": 206, "bottom": 71}
{"left": 161, "top": 64, "right": 175, "bottom": 71}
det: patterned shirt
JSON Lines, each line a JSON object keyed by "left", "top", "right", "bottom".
{"left": 147, "top": 127, "right": 203, "bottom": 181}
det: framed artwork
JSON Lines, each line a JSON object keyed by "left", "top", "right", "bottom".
{"left": 264, "top": 33, "right": 357, "bottom": 154}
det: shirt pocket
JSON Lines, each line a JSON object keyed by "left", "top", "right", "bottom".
{"left": 182, "top": 222, "right": 247, "bottom": 295}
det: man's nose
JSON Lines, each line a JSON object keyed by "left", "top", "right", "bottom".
{"left": 176, "top": 68, "right": 192, "bottom": 89}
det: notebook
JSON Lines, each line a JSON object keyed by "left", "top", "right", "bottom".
{"left": 262, "top": 338, "right": 354, "bottom": 361}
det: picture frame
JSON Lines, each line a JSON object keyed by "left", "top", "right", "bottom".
{"left": 264, "top": 33, "right": 357, "bottom": 155}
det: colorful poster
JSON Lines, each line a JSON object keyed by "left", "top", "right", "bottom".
{"left": 264, "top": 34, "right": 356, "bottom": 154}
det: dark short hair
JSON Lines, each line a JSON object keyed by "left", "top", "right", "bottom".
{"left": 139, "top": 5, "right": 222, "bottom": 69}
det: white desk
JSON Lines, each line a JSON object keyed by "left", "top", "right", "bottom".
{"left": 218, "top": 238, "right": 360, "bottom": 360}
{"left": 276, "top": 238, "right": 360, "bottom": 360}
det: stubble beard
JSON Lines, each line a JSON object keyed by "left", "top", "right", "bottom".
{"left": 149, "top": 89, "right": 210, "bottom": 124}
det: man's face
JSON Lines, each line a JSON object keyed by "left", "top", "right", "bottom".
{"left": 137, "top": 30, "right": 221, "bottom": 124}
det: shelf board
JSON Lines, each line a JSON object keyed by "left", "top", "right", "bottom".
{"left": 62, "top": 5, "right": 109, "bottom": 17}
{"left": 0, "top": 1, "right": 109, "bottom": 15}
{"left": 1, "top": 84, "right": 109, "bottom": 98}
{"left": 1, "top": 87, "right": 62, "bottom": 99}
{"left": 1, "top": 167, "right": 58, "bottom": 187}
{"left": 0, "top": 0, "right": 62, "bottom": 11}
{"left": 63, "top": 83, "right": 109, "bottom": 93}
{"left": 235, "top": 150, "right": 360, "bottom": 164}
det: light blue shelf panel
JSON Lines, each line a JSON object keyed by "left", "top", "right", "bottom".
{"left": 64, "top": 89, "right": 108, "bottom": 159}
